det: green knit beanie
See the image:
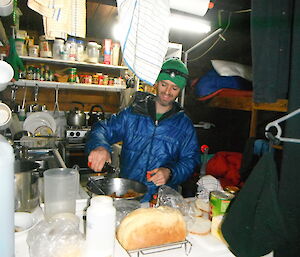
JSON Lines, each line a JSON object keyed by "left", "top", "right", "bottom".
{"left": 156, "top": 58, "right": 189, "bottom": 89}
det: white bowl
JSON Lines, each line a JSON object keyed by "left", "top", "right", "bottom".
{"left": 0, "top": 102, "right": 12, "bottom": 130}
{"left": 15, "top": 212, "right": 37, "bottom": 235}
{"left": 0, "top": 61, "right": 14, "bottom": 87}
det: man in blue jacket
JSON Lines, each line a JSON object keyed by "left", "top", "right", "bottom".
{"left": 86, "top": 58, "right": 200, "bottom": 202}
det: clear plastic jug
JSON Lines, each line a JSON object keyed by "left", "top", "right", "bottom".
{"left": 44, "top": 168, "right": 79, "bottom": 219}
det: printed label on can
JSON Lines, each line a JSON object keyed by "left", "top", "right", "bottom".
{"left": 209, "top": 190, "right": 234, "bottom": 218}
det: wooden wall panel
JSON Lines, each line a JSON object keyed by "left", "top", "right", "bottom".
{"left": 1, "top": 86, "right": 120, "bottom": 113}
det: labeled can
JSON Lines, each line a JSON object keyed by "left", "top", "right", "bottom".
{"left": 68, "top": 68, "right": 77, "bottom": 83}
{"left": 92, "top": 74, "right": 99, "bottom": 84}
{"left": 209, "top": 190, "right": 234, "bottom": 218}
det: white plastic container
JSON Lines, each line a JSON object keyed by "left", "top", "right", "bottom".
{"left": 52, "top": 39, "right": 64, "bottom": 59}
{"left": 0, "top": 135, "right": 15, "bottom": 257}
{"left": 84, "top": 196, "right": 116, "bottom": 257}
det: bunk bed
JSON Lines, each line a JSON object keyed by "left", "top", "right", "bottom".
{"left": 196, "top": 88, "right": 288, "bottom": 138}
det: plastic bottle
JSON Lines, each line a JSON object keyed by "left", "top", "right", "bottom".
{"left": 84, "top": 196, "right": 116, "bottom": 257}
{"left": 65, "top": 37, "right": 77, "bottom": 61}
{"left": 76, "top": 39, "right": 85, "bottom": 62}
{"left": 52, "top": 38, "right": 65, "bottom": 59}
{"left": 0, "top": 135, "right": 15, "bottom": 257}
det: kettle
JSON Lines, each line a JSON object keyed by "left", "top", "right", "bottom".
{"left": 67, "top": 101, "right": 86, "bottom": 127}
{"left": 88, "top": 104, "right": 105, "bottom": 126}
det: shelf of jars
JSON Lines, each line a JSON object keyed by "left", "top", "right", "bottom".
{"left": 20, "top": 56, "right": 128, "bottom": 70}
{"left": 10, "top": 79, "right": 126, "bottom": 92}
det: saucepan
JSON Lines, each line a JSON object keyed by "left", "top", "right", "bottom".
{"left": 87, "top": 177, "right": 147, "bottom": 201}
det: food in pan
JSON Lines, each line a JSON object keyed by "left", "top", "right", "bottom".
{"left": 108, "top": 189, "right": 144, "bottom": 199}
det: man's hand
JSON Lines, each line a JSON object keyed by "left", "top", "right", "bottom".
{"left": 147, "top": 167, "right": 171, "bottom": 186}
{"left": 88, "top": 146, "right": 111, "bottom": 172}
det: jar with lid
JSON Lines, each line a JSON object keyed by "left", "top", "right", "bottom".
{"left": 15, "top": 38, "right": 25, "bottom": 56}
{"left": 39, "top": 35, "right": 52, "bottom": 58}
{"left": 84, "top": 196, "right": 116, "bottom": 257}
{"left": 86, "top": 42, "right": 100, "bottom": 63}
{"left": 52, "top": 38, "right": 64, "bottom": 59}
{"left": 76, "top": 39, "right": 85, "bottom": 62}
{"left": 28, "top": 45, "right": 39, "bottom": 57}
{"left": 65, "top": 37, "right": 77, "bottom": 61}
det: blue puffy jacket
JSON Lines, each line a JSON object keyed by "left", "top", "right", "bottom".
{"left": 86, "top": 92, "right": 200, "bottom": 202}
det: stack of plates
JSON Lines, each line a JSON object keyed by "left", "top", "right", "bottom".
{"left": 23, "top": 112, "right": 56, "bottom": 136}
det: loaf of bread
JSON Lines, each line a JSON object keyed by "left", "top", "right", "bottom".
{"left": 116, "top": 206, "right": 187, "bottom": 250}
{"left": 187, "top": 216, "right": 211, "bottom": 236}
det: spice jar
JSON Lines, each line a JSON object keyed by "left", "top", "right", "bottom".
{"left": 28, "top": 45, "right": 39, "bottom": 57}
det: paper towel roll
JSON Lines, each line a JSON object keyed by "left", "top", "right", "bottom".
{"left": 169, "top": 0, "right": 210, "bottom": 16}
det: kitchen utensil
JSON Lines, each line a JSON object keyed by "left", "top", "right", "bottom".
{"left": 87, "top": 177, "right": 147, "bottom": 201}
{"left": 88, "top": 177, "right": 105, "bottom": 195}
{"left": 53, "top": 86, "right": 60, "bottom": 119}
{"left": 66, "top": 101, "right": 86, "bottom": 127}
{"left": 14, "top": 160, "right": 40, "bottom": 212}
{"left": 44, "top": 168, "right": 79, "bottom": 219}
{"left": 88, "top": 104, "right": 105, "bottom": 126}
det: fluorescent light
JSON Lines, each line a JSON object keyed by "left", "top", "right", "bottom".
{"left": 170, "top": 13, "right": 211, "bottom": 34}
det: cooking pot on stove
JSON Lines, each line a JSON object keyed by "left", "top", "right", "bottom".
{"left": 67, "top": 101, "right": 86, "bottom": 127}
{"left": 14, "top": 160, "right": 40, "bottom": 212}
{"left": 88, "top": 104, "right": 105, "bottom": 126}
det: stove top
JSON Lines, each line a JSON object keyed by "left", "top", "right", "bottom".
{"left": 66, "top": 126, "right": 91, "bottom": 142}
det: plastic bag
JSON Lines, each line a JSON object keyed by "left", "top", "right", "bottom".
{"left": 27, "top": 214, "right": 84, "bottom": 257}
{"left": 114, "top": 199, "right": 141, "bottom": 227}
{"left": 156, "top": 185, "right": 194, "bottom": 217}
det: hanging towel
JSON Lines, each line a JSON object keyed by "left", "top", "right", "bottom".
{"left": 28, "top": 0, "right": 86, "bottom": 40}
{"left": 116, "top": 0, "right": 170, "bottom": 85}
{"left": 221, "top": 152, "right": 288, "bottom": 257}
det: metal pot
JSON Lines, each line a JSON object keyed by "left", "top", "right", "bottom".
{"left": 67, "top": 101, "right": 86, "bottom": 127}
{"left": 88, "top": 104, "right": 105, "bottom": 126}
{"left": 14, "top": 160, "right": 40, "bottom": 212}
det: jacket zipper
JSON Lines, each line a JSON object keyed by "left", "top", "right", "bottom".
{"left": 145, "top": 119, "right": 158, "bottom": 169}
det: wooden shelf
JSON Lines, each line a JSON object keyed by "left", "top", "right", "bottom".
{"left": 10, "top": 80, "right": 126, "bottom": 92}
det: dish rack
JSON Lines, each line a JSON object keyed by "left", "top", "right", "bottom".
{"left": 14, "top": 136, "right": 65, "bottom": 149}
{"left": 127, "top": 240, "right": 192, "bottom": 257}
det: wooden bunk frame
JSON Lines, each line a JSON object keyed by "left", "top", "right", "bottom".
{"left": 203, "top": 94, "right": 288, "bottom": 137}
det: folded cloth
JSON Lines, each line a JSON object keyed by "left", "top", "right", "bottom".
{"left": 116, "top": 0, "right": 170, "bottom": 85}
{"left": 221, "top": 152, "right": 288, "bottom": 257}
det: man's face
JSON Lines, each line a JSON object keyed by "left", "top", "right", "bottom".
{"left": 155, "top": 80, "right": 181, "bottom": 107}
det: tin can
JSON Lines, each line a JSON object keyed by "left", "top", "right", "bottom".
{"left": 92, "top": 74, "right": 99, "bottom": 84}
{"left": 209, "top": 190, "right": 234, "bottom": 218}
{"left": 68, "top": 68, "right": 77, "bottom": 83}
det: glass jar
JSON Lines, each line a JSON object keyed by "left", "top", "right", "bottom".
{"left": 76, "top": 39, "right": 85, "bottom": 62}
{"left": 52, "top": 38, "right": 64, "bottom": 59}
{"left": 15, "top": 38, "right": 25, "bottom": 56}
{"left": 28, "top": 45, "right": 39, "bottom": 57}
{"left": 86, "top": 42, "right": 100, "bottom": 63}
{"left": 65, "top": 37, "right": 77, "bottom": 61}
{"left": 39, "top": 35, "right": 52, "bottom": 58}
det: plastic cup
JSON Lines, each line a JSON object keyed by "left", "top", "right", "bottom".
{"left": 44, "top": 168, "right": 79, "bottom": 219}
